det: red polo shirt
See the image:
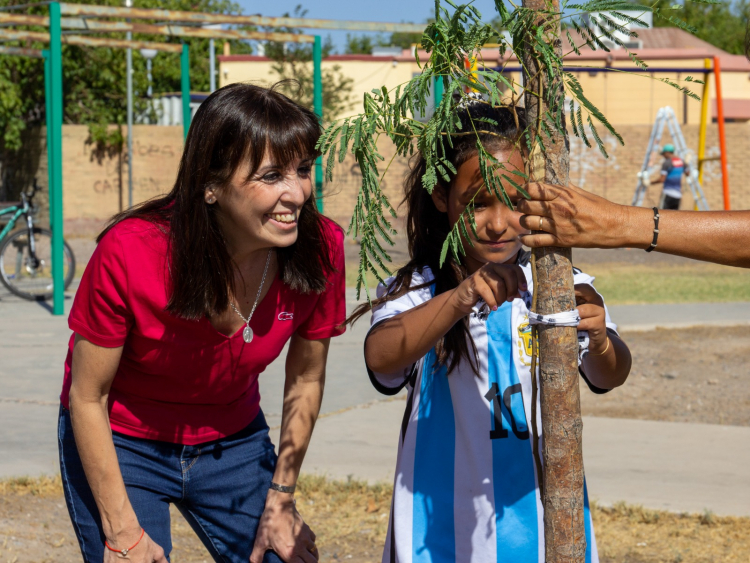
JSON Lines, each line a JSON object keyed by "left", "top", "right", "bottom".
{"left": 61, "top": 217, "right": 346, "bottom": 445}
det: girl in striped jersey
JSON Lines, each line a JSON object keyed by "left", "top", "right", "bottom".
{"left": 357, "top": 102, "right": 632, "bottom": 563}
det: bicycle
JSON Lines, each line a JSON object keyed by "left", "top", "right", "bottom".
{"left": 0, "top": 179, "right": 75, "bottom": 301}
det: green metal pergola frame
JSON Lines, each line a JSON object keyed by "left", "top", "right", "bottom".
{"left": 0, "top": 8, "right": 192, "bottom": 315}
{"left": 0, "top": 2, "right": 424, "bottom": 315}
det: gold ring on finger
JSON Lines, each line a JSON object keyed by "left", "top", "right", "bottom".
{"left": 539, "top": 217, "right": 544, "bottom": 231}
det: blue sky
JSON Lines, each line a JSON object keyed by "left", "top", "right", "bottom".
{"left": 234, "top": 0, "right": 505, "bottom": 53}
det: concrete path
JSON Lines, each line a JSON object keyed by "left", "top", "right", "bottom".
{"left": 295, "top": 401, "right": 750, "bottom": 517}
{"left": 608, "top": 301, "right": 750, "bottom": 332}
{"left": 1, "top": 284, "right": 749, "bottom": 516}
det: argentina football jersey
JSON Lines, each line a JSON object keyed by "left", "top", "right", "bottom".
{"left": 367, "top": 254, "right": 618, "bottom": 563}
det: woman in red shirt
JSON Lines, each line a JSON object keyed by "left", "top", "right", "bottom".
{"left": 58, "top": 83, "right": 345, "bottom": 563}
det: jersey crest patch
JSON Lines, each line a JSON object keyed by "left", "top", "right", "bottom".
{"left": 517, "top": 316, "right": 532, "bottom": 366}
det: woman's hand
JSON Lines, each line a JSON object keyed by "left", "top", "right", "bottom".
{"left": 104, "top": 529, "right": 167, "bottom": 563}
{"left": 250, "top": 491, "right": 318, "bottom": 563}
{"left": 517, "top": 182, "right": 640, "bottom": 250}
{"left": 574, "top": 284, "right": 608, "bottom": 354}
{"left": 518, "top": 182, "right": 750, "bottom": 268}
{"left": 452, "top": 263, "right": 528, "bottom": 314}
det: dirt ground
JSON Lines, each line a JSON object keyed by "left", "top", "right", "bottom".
{"left": 0, "top": 476, "right": 392, "bottom": 563}
{"left": 581, "top": 325, "right": 750, "bottom": 427}
{"left": 2, "top": 474, "right": 750, "bottom": 563}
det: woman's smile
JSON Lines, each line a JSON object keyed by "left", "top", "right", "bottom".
{"left": 266, "top": 211, "right": 297, "bottom": 223}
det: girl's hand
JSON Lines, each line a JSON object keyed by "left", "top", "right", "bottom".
{"left": 575, "top": 284, "right": 608, "bottom": 354}
{"left": 104, "top": 529, "right": 167, "bottom": 563}
{"left": 250, "top": 491, "right": 318, "bottom": 563}
{"left": 452, "top": 263, "right": 527, "bottom": 315}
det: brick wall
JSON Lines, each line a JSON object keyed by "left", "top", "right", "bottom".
{"left": 567, "top": 124, "right": 748, "bottom": 212}
{"left": 5, "top": 122, "right": 748, "bottom": 238}
{"left": 321, "top": 134, "right": 413, "bottom": 231}
{"left": 61, "top": 125, "right": 184, "bottom": 236}
{"left": 6, "top": 125, "right": 183, "bottom": 237}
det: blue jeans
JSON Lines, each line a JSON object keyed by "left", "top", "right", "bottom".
{"left": 58, "top": 406, "right": 283, "bottom": 563}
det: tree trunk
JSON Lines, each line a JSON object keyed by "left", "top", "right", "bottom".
{"left": 521, "top": 1, "right": 587, "bottom": 561}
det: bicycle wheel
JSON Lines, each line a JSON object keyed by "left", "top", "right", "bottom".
{"left": 0, "top": 227, "right": 76, "bottom": 301}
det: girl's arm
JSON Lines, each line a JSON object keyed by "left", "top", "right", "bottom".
{"left": 69, "top": 335, "right": 167, "bottom": 563}
{"left": 366, "top": 264, "right": 527, "bottom": 375}
{"left": 250, "top": 333, "right": 327, "bottom": 563}
{"left": 575, "top": 285, "right": 632, "bottom": 389}
{"left": 581, "top": 331, "right": 631, "bottom": 390}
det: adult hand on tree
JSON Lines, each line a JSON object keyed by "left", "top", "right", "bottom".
{"left": 516, "top": 181, "right": 750, "bottom": 268}
{"left": 250, "top": 490, "right": 318, "bottom": 563}
{"left": 517, "top": 182, "right": 635, "bottom": 250}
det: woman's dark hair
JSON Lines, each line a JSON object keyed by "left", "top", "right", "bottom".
{"left": 354, "top": 101, "right": 527, "bottom": 374}
{"left": 99, "top": 82, "right": 335, "bottom": 319}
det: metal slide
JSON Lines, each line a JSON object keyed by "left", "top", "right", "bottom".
{"left": 632, "top": 106, "right": 710, "bottom": 210}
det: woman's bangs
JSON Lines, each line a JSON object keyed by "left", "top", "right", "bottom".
{"left": 251, "top": 101, "right": 321, "bottom": 176}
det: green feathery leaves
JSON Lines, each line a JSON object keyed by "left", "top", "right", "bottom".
{"left": 314, "top": 0, "right": 706, "bottom": 297}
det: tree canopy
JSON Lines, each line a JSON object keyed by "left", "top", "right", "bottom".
{"left": 344, "top": 33, "right": 383, "bottom": 55}
{"left": 641, "top": 0, "right": 748, "bottom": 55}
{"left": 0, "top": 0, "right": 253, "bottom": 155}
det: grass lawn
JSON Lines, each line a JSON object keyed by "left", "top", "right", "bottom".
{"left": 346, "top": 261, "right": 750, "bottom": 305}
{"left": 577, "top": 263, "right": 750, "bottom": 305}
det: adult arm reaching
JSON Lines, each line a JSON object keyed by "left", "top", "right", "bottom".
{"left": 517, "top": 182, "right": 750, "bottom": 268}
{"left": 250, "top": 333, "right": 329, "bottom": 563}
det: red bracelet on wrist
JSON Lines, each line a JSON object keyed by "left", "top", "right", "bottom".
{"left": 105, "top": 528, "right": 145, "bottom": 557}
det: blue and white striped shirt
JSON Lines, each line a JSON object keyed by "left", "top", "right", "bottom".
{"left": 368, "top": 258, "right": 617, "bottom": 563}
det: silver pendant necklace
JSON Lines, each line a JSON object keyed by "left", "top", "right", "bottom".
{"left": 230, "top": 250, "right": 272, "bottom": 343}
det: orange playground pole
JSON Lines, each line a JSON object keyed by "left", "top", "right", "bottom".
{"left": 697, "top": 59, "right": 711, "bottom": 186}
{"left": 713, "top": 56, "right": 730, "bottom": 210}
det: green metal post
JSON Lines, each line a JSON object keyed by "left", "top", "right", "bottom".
{"left": 43, "top": 50, "right": 53, "bottom": 228}
{"left": 49, "top": 3, "right": 64, "bottom": 315}
{"left": 434, "top": 76, "right": 444, "bottom": 109}
{"left": 181, "top": 43, "right": 191, "bottom": 138}
{"left": 434, "top": 21, "right": 444, "bottom": 111}
{"left": 313, "top": 35, "right": 323, "bottom": 212}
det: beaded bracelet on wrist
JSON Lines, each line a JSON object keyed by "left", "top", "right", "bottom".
{"left": 645, "top": 207, "right": 660, "bottom": 253}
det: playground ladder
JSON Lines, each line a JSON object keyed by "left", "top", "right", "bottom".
{"left": 632, "top": 106, "right": 710, "bottom": 210}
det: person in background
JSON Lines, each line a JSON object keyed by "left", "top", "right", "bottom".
{"left": 651, "top": 144, "right": 689, "bottom": 210}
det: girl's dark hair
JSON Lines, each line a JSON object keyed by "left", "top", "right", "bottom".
{"left": 355, "top": 101, "right": 527, "bottom": 374}
{"left": 99, "top": 82, "right": 335, "bottom": 319}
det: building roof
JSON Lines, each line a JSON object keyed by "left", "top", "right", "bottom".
{"left": 546, "top": 26, "right": 731, "bottom": 62}
{"left": 632, "top": 27, "right": 726, "bottom": 53}
{"left": 219, "top": 27, "right": 750, "bottom": 71}
{"left": 559, "top": 27, "right": 727, "bottom": 54}
{"left": 713, "top": 99, "right": 750, "bottom": 120}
